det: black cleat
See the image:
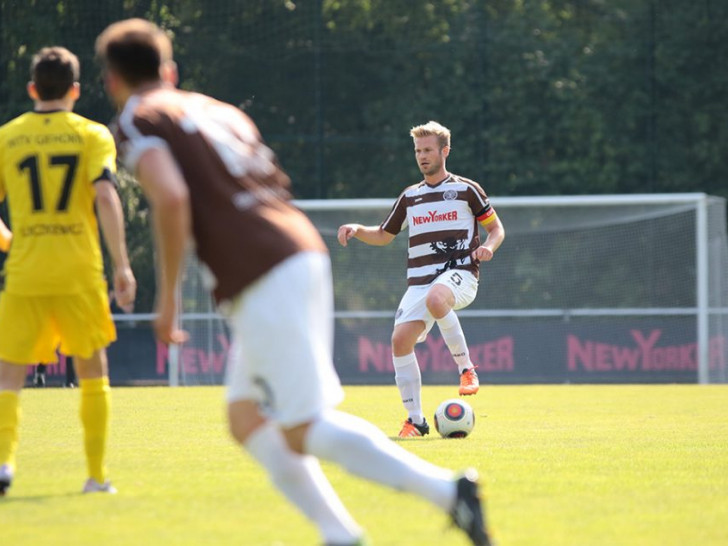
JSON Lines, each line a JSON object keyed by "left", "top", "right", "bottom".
{"left": 451, "top": 469, "right": 492, "bottom": 546}
{"left": 0, "top": 464, "right": 13, "bottom": 497}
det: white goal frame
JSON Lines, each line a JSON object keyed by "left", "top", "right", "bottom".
{"left": 296, "top": 193, "right": 721, "bottom": 384}
{"left": 114, "top": 192, "right": 726, "bottom": 385}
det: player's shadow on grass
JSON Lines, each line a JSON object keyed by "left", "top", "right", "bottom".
{"left": 390, "top": 436, "right": 452, "bottom": 442}
{"left": 1, "top": 491, "right": 92, "bottom": 503}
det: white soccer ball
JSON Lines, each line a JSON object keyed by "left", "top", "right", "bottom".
{"left": 434, "top": 398, "right": 475, "bottom": 438}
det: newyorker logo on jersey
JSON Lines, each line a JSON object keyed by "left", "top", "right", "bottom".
{"left": 411, "top": 210, "right": 458, "bottom": 226}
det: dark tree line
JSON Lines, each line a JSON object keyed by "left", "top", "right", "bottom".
{"left": 1, "top": 0, "right": 726, "bottom": 311}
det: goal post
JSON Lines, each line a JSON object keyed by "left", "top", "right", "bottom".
{"left": 172, "top": 193, "right": 728, "bottom": 385}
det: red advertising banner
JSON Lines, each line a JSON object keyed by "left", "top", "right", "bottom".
{"left": 331, "top": 317, "right": 726, "bottom": 384}
{"left": 32, "top": 317, "right": 726, "bottom": 386}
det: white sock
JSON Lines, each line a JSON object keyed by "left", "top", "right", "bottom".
{"left": 305, "top": 410, "right": 456, "bottom": 511}
{"left": 437, "top": 310, "right": 473, "bottom": 373}
{"left": 243, "top": 422, "right": 362, "bottom": 543}
{"left": 393, "top": 353, "right": 424, "bottom": 424}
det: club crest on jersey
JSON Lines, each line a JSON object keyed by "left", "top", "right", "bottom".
{"left": 443, "top": 189, "right": 458, "bottom": 201}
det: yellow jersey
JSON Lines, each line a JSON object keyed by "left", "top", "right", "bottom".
{"left": 0, "top": 110, "right": 116, "bottom": 295}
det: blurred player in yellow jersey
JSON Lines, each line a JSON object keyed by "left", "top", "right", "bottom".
{"left": 0, "top": 46, "right": 136, "bottom": 496}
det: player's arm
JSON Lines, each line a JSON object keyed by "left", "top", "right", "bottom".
{"left": 95, "top": 179, "right": 136, "bottom": 310}
{"left": 472, "top": 214, "right": 505, "bottom": 262}
{"left": 337, "top": 224, "right": 395, "bottom": 247}
{"left": 0, "top": 173, "right": 10, "bottom": 252}
{"left": 135, "top": 147, "right": 191, "bottom": 344}
{"left": 339, "top": 189, "right": 407, "bottom": 247}
{"left": 0, "top": 217, "right": 11, "bottom": 253}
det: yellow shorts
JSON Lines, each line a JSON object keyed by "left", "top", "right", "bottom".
{"left": 0, "top": 285, "right": 116, "bottom": 364}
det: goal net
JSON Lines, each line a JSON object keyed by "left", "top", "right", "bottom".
{"left": 175, "top": 194, "right": 728, "bottom": 385}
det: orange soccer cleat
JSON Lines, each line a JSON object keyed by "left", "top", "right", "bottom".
{"left": 398, "top": 417, "right": 430, "bottom": 438}
{"left": 459, "top": 367, "right": 480, "bottom": 396}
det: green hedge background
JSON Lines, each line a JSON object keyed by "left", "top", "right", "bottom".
{"left": 1, "top": 0, "right": 726, "bottom": 310}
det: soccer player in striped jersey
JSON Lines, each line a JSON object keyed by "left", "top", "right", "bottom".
{"left": 338, "top": 121, "right": 505, "bottom": 438}
{"left": 0, "top": 47, "right": 136, "bottom": 495}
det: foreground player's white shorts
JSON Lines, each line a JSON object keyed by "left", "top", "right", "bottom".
{"left": 225, "top": 251, "right": 344, "bottom": 427}
{"left": 394, "top": 269, "right": 478, "bottom": 343}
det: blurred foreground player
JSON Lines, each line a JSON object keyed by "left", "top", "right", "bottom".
{"left": 96, "top": 18, "right": 492, "bottom": 545}
{"left": 0, "top": 47, "right": 136, "bottom": 495}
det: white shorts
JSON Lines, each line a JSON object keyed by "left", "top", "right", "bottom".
{"left": 394, "top": 269, "right": 478, "bottom": 343}
{"left": 224, "top": 252, "right": 344, "bottom": 427}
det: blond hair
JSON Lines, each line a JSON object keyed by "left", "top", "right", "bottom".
{"left": 410, "top": 121, "right": 451, "bottom": 150}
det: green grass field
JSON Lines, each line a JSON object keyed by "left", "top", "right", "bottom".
{"left": 2, "top": 384, "right": 727, "bottom": 546}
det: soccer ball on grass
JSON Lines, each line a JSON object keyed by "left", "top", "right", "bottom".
{"left": 434, "top": 398, "right": 475, "bottom": 438}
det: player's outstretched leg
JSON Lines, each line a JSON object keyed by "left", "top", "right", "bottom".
{"left": 451, "top": 469, "right": 493, "bottom": 546}
{"left": 304, "top": 409, "right": 492, "bottom": 544}
{"left": 230, "top": 400, "right": 365, "bottom": 545}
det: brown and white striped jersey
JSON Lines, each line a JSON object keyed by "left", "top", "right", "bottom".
{"left": 113, "top": 86, "right": 327, "bottom": 303}
{"left": 381, "top": 174, "right": 496, "bottom": 286}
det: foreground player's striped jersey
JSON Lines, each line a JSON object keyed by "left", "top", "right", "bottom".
{"left": 381, "top": 174, "right": 497, "bottom": 286}
{"left": 0, "top": 111, "right": 116, "bottom": 295}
